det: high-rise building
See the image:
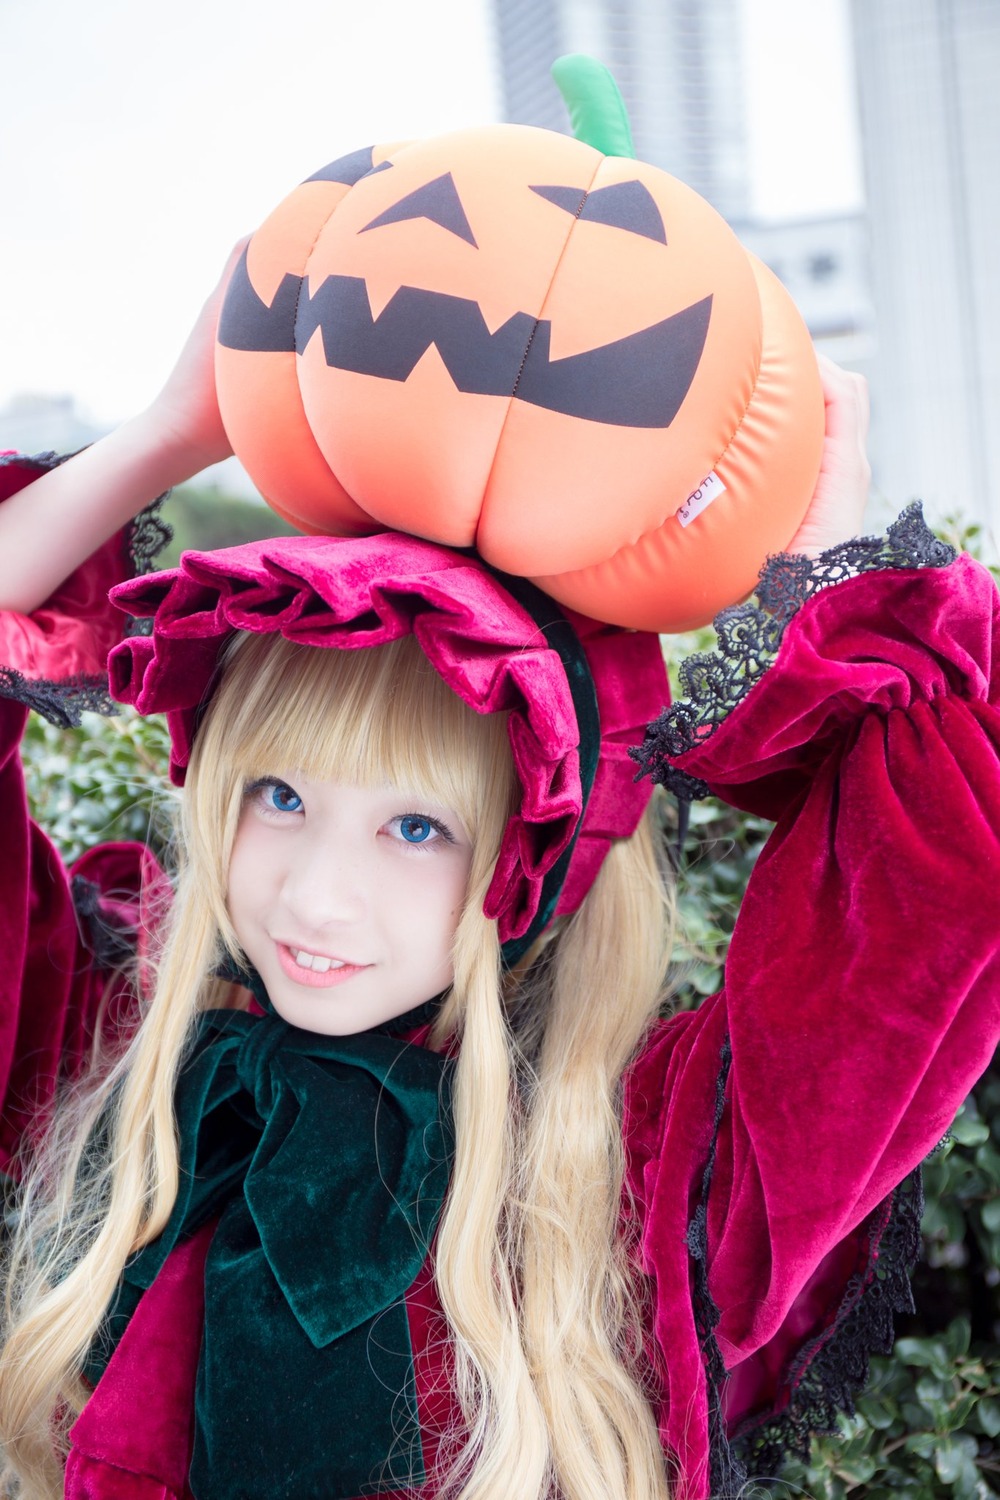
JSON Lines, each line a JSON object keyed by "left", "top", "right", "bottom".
{"left": 492, "top": 3, "right": 874, "bottom": 395}
{"left": 493, "top": 0, "right": 751, "bottom": 221}
{"left": 850, "top": 0, "right": 999, "bottom": 534}
{"left": 494, "top": 1, "right": 969, "bottom": 534}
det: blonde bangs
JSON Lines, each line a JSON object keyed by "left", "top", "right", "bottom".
{"left": 198, "top": 630, "right": 516, "bottom": 848}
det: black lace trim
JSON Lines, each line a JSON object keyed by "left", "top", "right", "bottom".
{"left": 685, "top": 1041, "right": 926, "bottom": 1490}
{"left": 631, "top": 504, "right": 956, "bottom": 801}
{"left": 123, "top": 489, "right": 172, "bottom": 638}
{"left": 0, "top": 449, "right": 73, "bottom": 477}
{"left": 0, "top": 454, "right": 172, "bottom": 723}
{"left": 686, "top": 1039, "right": 750, "bottom": 1499}
{"left": 0, "top": 666, "right": 116, "bottom": 727}
{"left": 731, "top": 1168, "right": 924, "bottom": 1478}
{"left": 127, "top": 489, "right": 173, "bottom": 579}
{"left": 71, "top": 874, "right": 137, "bottom": 970}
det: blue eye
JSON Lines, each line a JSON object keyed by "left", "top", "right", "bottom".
{"left": 398, "top": 814, "right": 433, "bottom": 843}
{"left": 246, "top": 778, "right": 304, "bottom": 815}
{"left": 269, "top": 783, "right": 303, "bottom": 813}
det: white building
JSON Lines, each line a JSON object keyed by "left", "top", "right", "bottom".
{"left": 738, "top": 212, "right": 874, "bottom": 369}
{"left": 850, "top": 0, "right": 1000, "bottom": 537}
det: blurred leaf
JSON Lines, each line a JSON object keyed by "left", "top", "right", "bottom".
{"left": 977, "top": 1398, "right": 1000, "bottom": 1437}
{"left": 945, "top": 1317, "right": 972, "bottom": 1360}
{"left": 23, "top": 708, "right": 174, "bottom": 865}
{"left": 952, "top": 1114, "right": 991, "bottom": 1148}
{"left": 897, "top": 1337, "right": 950, "bottom": 1371}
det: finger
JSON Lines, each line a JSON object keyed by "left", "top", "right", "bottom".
{"left": 816, "top": 353, "right": 870, "bottom": 445}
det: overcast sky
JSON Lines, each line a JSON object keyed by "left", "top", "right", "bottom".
{"left": 1, "top": 0, "right": 862, "bottom": 426}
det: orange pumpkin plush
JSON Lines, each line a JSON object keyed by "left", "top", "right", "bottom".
{"left": 215, "top": 57, "right": 823, "bottom": 631}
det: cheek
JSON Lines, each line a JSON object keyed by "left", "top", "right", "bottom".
{"left": 392, "top": 851, "right": 472, "bottom": 953}
{"left": 226, "top": 817, "right": 269, "bottom": 937}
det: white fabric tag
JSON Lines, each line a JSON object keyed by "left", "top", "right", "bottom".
{"left": 676, "top": 470, "right": 726, "bottom": 528}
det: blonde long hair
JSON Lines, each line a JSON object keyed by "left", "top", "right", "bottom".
{"left": 0, "top": 631, "right": 674, "bottom": 1500}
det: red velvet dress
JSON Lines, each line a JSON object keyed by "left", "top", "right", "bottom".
{"left": 2, "top": 455, "right": 999, "bottom": 1500}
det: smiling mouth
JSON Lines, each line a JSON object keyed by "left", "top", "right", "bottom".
{"left": 291, "top": 947, "right": 347, "bottom": 973}
{"left": 277, "top": 943, "right": 371, "bottom": 989}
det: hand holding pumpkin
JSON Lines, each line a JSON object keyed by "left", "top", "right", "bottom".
{"left": 785, "top": 355, "right": 871, "bottom": 559}
{"left": 0, "top": 246, "right": 245, "bottom": 616}
{"left": 144, "top": 238, "right": 246, "bottom": 476}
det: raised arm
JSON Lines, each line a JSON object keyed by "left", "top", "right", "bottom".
{"left": 625, "top": 363, "right": 1000, "bottom": 1490}
{"left": 0, "top": 245, "right": 242, "bottom": 615}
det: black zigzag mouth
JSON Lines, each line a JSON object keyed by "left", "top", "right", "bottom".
{"left": 219, "top": 248, "right": 712, "bottom": 430}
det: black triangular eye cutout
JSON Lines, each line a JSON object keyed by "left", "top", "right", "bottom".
{"left": 304, "top": 147, "right": 379, "bottom": 187}
{"left": 531, "top": 180, "right": 666, "bottom": 245}
{"left": 530, "top": 184, "right": 588, "bottom": 216}
{"left": 584, "top": 182, "right": 666, "bottom": 243}
{"left": 360, "top": 172, "right": 477, "bottom": 246}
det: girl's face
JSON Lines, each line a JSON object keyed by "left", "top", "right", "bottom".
{"left": 227, "top": 770, "right": 474, "bottom": 1034}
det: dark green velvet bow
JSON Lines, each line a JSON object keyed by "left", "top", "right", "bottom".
{"left": 89, "top": 1002, "right": 453, "bottom": 1499}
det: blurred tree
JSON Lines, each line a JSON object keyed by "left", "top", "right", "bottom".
{"left": 158, "top": 481, "right": 297, "bottom": 566}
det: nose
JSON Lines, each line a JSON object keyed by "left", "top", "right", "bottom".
{"left": 277, "top": 829, "right": 370, "bottom": 932}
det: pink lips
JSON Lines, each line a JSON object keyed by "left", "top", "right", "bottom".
{"left": 276, "top": 943, "right": 371, "bottom": 989}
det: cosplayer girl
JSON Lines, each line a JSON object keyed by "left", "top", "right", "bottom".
{"left": 0, "top": 268, "right": 997, "bottom": 1500}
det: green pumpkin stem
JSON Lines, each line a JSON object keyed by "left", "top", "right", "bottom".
{"left": 551, "top": 54, "right": 637, "bottom": 159}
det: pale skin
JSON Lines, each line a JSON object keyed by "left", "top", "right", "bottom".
{"left": 0, "top": 247, "right": 871, "bottom": 614}
{"left": 228, "top": 774, "right": 474, "bottom": 1034}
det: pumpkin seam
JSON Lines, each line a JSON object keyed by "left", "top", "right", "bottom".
{"left": 476, "top": 152, "right": 606, "bottom": 551}
{"left": 290, "top": 160, "right": 383, "bottom": 507}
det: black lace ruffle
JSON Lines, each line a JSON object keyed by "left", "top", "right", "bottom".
{"left": 685, "top": 1040, "right": 750, "bottom": 1499}
{"left": 0, "top": 666, "right": 117, "bottom": 727}
{"left": 632, "top": 504, "right": 957, "bottom": 802}
{"left": 71, "top": 874, "right": 138, "bottom": 970}
{"left": 732, "top": 1169, "right": 924, "bottom": 1479}
{"left": 123, "top": 490, "right": 172, "bottom": 638}
{"left": 686, "top": 1041, "right": 926, "bottom": 1492}
{"left": 0, "top": 452, "right": 172, "bottom": 725}
{"left": 0, "top": 449, "right": 69, "bottom": 478}
{"left": 127, "top": 489, "right": 172, "bottom": 579}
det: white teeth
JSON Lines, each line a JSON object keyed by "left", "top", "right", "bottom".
{"left": 291, "top": 948, "right": 346, "bottom": 972}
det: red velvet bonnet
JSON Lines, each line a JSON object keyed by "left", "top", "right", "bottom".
{"left": 108, "top": 532, "right": 668, "bottom": 956}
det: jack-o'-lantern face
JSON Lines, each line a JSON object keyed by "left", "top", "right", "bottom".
{"left": 216, "top": 125, "right": 821, "bottom": 631}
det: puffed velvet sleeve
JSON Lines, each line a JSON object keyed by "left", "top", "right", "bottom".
{"left": 627, "top": 513, "right": 1000, "bottom": 1496}
{"left": 0, "top": 453, "right": 169, "bottom": 1175}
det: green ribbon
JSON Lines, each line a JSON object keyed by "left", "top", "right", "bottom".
{"left": 89, "top": 1004, "right": 454, "bottom": 1498}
